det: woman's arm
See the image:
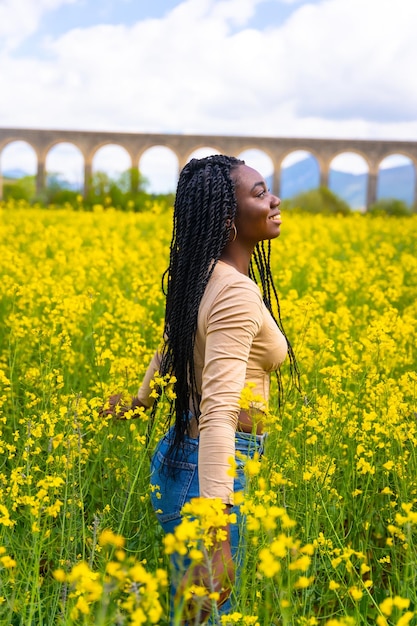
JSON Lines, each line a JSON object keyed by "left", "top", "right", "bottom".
{"left": 199, "top": 281, "right": 264, "bottom": 503}
{"left": 100, "top": 350, "right": 162, "bottom": 418}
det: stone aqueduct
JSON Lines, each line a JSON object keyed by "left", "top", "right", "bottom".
{"left": 1, "top": 127, "right": 417, "bottom": 207}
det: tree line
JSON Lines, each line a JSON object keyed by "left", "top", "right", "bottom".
{"left": 2, "top": 168, "right": 414, "bottom": 216}
{"left": 2, "top": 168, "right": 174, "bottom": 212}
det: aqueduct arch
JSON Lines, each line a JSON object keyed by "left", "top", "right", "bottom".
{"left": 1, "top": 128, "right": 416, "bottom": 208}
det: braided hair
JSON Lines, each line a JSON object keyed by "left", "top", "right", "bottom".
{"left": 154, "top": 154, "right": 299, "bottom": 456}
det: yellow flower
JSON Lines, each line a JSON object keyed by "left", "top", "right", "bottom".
{"left": 383, "top": 460, "right": 395, "bottom": 470}
{"left": 258, "top": 548, "right": 281, "bottom": 577}
{"left": 163, "top": 533, "right": 183, "bottom": 556}
{"left": 329, "top": 580, "right": 340, "bottom": 590}
{"left": 393, "top": 596, "right": 411, "bottom": 610}
{"left": 98, "top": 529, "right": 125, "bottom": 548}
{"left": 221, "top": 613, "right": 243, "bottom": 624}
{"left": 105, "top": 561, "right": 125, "bottom": 581}
{"left": 227, "top": 455, "right": 237, "bottom": 477}
{"left": 130, "top": 607, "right": 146, "bottom": 625}
{"left": 0, "top": 555, "right": 16, "bottom": 568}
{"left": 270, "top": 534, "right": 290, "bottom": 558}
{"left": 53, "top": 569, "right": 67, "bottom": 582}
{"left": 396, "top": 612, "right": 414, "bottom": 626}
{"left": 75, "top": 595, "right": 90, "bottom": 615}
{"left": 0, "top": 504, "right": 15, "bottom": 527}
{"left": 189, "top": 548, "right": 204, "bottom": 562}
{"left": 245, "top": 455, "right": 261, "bottom": 477}
{"left": 349, "top": 586, "right": 363, "bottom": 601}
{"left": 289, "top": 555, "right": 311, "bottom": 571}
{"left": 294, "top": 575, "right": 314, "bottom": 589}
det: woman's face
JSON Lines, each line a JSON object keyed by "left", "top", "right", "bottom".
{"left": 232, "top": 165, "right": 281, "bottom": 245}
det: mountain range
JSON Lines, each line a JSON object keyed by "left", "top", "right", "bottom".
{"left": 279, "top": 156, "right": 415, "bottom": 209}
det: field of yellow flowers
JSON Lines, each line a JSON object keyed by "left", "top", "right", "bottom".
{"left": 0, "top": 200, "right": 416, "bottom": 626}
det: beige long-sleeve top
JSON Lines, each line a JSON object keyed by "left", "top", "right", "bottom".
{"left": 137, "top": 260, "right": 288, "bottom": 504}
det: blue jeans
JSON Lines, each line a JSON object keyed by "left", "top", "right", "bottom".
{"left": 150, "top": 426, "right": 266, "bottom": 624}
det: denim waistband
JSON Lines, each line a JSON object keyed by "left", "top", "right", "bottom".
{"left": 165, "top": 424, "right": 267, "bottom": 456}
{"left": 235, "top": 430, "right": 268, "bottom": 456}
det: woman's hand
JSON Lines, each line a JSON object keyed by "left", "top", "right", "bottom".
{"left": 177, "top": 529, "right": 235, "bottom": 624}
{"left": 99, "top": 394, "right": 144, "bottom": 419}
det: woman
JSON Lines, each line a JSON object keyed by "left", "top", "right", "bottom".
{"left": 107, "top": 155, "right": 298, "bottom": 624}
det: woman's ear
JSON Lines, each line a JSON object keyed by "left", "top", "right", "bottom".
{"left": 224, "top": 218, "right": 238, "bottom": 244}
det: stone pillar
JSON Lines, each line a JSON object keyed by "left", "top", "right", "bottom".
{"left": 272, "top": 164, "right": 281, "bottom": 198}
{"left": 413, "top": 160, "right": 417, "bottom": 211}
{"left": 320, "top": 163, "right": 329, "bottom": 188}
{"left": 84, "top": 161, "right": 92, "bottom": 197}
{"left": 36, "top": 161, "right": 46, "bottom": 197}
{"left": 177, "top": 153, "right": 189, "bottom": 173}
{"left": 366, "top": 170, "right": 378, "bottom": 210}
{"left": 133, "top": 151, "right": 143, "bottom": 193}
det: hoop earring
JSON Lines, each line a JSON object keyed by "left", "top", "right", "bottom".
{"left": 231, "top": 223, "right": 238, "bottom": 243}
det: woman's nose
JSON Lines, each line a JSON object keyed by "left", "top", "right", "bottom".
{"left": 271, "top": 194, "right": 281, "bottom": 207}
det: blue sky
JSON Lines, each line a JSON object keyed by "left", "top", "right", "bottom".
{"left": 18, "top": 0, "right": 308, "bottom": 52}
{"left": 1, "top": 0, "right": 416, "bottom": 191}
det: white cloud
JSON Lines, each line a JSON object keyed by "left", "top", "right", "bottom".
{"left": 282, "top": 0, "right": 417, "bottom": 124}
{"left": 1, "top": 0, "right": 416, "bottom": 138}
{"left": 1, "top": 140, "right": 37, "bottom": 173}
{"left": 0, "top": 0, "right": 77, "bottom": 51}
{"left": 330, "top": 153, "right": 369, "bottom": 175}
{"left": 210, "top": 0, "right": 264, "bottom": 27}
{"left": 92, "top": 144, "right": 131, "bottom": 177}
{"left": 45, "top": 142, "right": 84, "bottom": 183}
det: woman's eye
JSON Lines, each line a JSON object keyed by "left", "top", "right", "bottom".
{"left": 257, "top": 190, "right": 266, "bottom": 198}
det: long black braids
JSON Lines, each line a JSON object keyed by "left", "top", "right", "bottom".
{"left": 152, "top": 154, "right": 299, "bottom": 460}
{"left": 250, "top": 240, "right": 300, "bottom": 400}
